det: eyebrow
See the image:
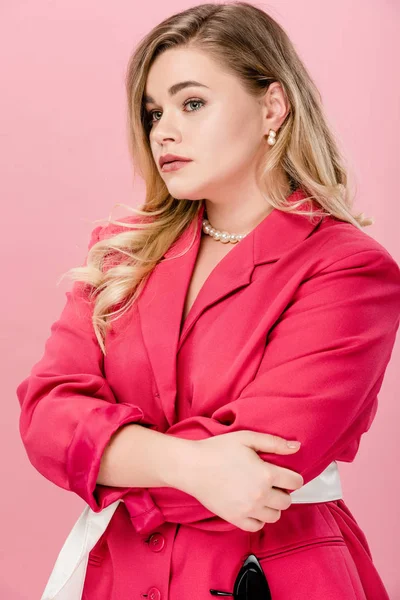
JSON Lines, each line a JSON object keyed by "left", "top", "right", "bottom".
{"left": 143, "top": 80, "right": 210, "bottom": 105}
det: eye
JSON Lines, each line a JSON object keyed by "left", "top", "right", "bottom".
{"left": 146, "top": 98, "right": 206, "bottom": 127}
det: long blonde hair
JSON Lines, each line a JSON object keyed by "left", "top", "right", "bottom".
{"left": 62, "top": 0, "right": 373, "bottom": 356}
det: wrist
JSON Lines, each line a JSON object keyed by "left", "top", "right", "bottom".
{"left": 160, "top": 435, "right": 200, "bottom": 491}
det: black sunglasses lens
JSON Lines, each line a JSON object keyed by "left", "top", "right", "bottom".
{"left": 234, "top": 556, "right": 272, "bottom": 600}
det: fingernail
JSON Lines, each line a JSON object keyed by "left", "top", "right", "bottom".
{"left": 287, "top": 440, "right": 301, "bottom": 448}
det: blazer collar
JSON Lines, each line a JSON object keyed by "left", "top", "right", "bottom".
{"left": 136, "top": 188, "right": 324, "bottom": 427}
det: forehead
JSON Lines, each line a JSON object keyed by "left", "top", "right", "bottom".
{"left": 144, "top": 48, "right": 232, "bottom": 101}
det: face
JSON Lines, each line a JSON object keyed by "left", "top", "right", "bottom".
{"left": 143, "top": 47, "right": 285, "bottom": 207}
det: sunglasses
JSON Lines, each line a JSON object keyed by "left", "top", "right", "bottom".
{"left": 209, "top": 553, "right": 272, "bottom": 599}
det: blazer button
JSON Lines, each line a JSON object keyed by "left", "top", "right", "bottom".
{"left": 148, "top": 533, "right": 165, "bottom": 552}
{"left": 147, "top": 587, "right": 161, "bottom": 600}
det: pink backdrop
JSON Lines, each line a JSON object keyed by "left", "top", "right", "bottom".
{"left": 2, "top": 1, "right": 399, "bottom": 598}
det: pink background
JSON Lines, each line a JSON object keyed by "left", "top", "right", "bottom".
{"left": 1, "top": 1, "right": 399, "bottom": 598}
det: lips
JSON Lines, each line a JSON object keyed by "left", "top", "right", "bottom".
{"left": 161, "top": 160, "right": 192, "bottom": 173}
{"left": 159, "top": 154, "right": 192, "bottom": 168}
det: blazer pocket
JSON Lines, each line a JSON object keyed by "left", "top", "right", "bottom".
{"left": 251, "top": 536, "right": 366, "bottom": 598}
{"left": 253, "top": 535, "right": 346, "bottom": 562}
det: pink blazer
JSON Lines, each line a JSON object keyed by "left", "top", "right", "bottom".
{"left": 17, "top": 189, "right": 400, "bottom": 599}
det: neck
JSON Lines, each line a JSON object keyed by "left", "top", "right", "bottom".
{"left": 203, "top": 175, "right": 291, "bottom": 234}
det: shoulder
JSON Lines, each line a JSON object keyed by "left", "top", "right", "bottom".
{"left": 309, "top": 214, "right": 399, "bottom": 273}
{"left": 293, "top": 216, "right": 400, "bottom": 328}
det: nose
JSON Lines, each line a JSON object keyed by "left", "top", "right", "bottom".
{"left": 151, "top": 112, "right": 181, "bottom": 145}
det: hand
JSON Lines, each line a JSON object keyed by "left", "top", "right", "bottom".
{"left": 181, "top": 431, "right": 304, "bottom": 532}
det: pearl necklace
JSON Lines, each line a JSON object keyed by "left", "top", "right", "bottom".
{"left": 202, "top": 217, "right": 248, "bottom": 244}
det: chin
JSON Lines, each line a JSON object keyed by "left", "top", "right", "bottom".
{"left": 168, "top": 186, "right": 207, "bottom": 202}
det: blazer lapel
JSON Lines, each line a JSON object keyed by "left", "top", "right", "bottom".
{"left": 137, "top": 189, "right": 324, "bottom": 427}
{"left": 137, "top": 203, "right": 205, "bottom": 427}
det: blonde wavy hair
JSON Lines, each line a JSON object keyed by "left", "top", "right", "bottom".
{"left": 62, "top": 0, "right": 373, "bottom": 356}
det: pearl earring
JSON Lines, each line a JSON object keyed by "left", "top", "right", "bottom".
{"left": 267, "top": 129, "right": 277, "bottom": 146}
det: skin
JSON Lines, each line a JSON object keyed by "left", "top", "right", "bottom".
{"left": 144, "top": 46, "right": 291, "bottom": 235}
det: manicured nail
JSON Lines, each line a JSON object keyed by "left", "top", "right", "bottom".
{"left": 287, "top": 440, "right": 301, "bottom": 448}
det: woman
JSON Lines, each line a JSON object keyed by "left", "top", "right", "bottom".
{"left": 16, "top": 2, "right": 400, "bottom": 599}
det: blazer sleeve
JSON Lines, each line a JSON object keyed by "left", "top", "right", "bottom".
{"left": 16, "top": 225, "right": 157, "bottom": 514}
{"left": 142, "top": 248, "right": 400, "bottom": 531}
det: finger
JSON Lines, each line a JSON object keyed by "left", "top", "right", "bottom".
{"left": 261, "top": 487, "right": 293, "bottom": 511}
{"left": 266, "top": 463, "right": 304, "bottom": 491}
{"left": 239, "top": 516, "right": 272, "bottom": 532}
{"left": 243, "top": 431, "right": 302, "bottom": 455}
{"left": 252, "top": 505, "right": 282, "bottom": 525}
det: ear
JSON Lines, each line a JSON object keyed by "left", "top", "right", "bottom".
{"left": 261, "top": 81, "right": 290, "bottom": 137}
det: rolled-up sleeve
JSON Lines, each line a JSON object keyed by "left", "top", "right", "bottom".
{"left": 16, "top": 225, "right": 154, "bottom": 513}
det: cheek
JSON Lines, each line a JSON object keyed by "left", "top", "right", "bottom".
{"left": 199, "top": 107, "right": 260, "bottom": 164}
{"left": 201, "top": 110, "right": 242, "bottom": 147}
{"left": 204, "top": 135, "right": 258, "bottom": 179}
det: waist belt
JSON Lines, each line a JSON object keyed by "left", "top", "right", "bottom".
{"left": 40, "top": 460, "right": 343, "bottom": 599}
{"left": 290, "top": 460, "right": 343, "bottom": 503}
